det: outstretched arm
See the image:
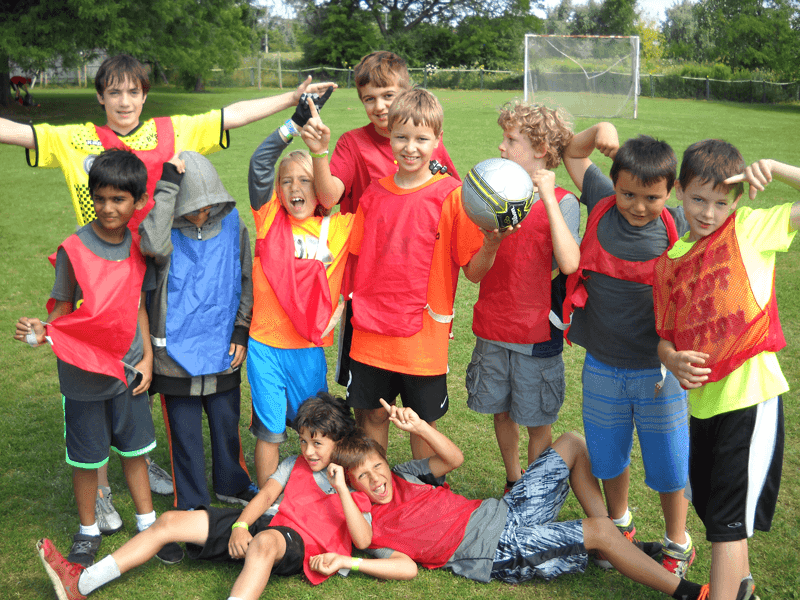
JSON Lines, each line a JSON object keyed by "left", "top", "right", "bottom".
{"left": 309, "top": 551, "right": 418, "bottom": 581}
{"left": 724, "top": 159, "right": 800, "bottom": 230}
{"left": 561, "top": 122, "right": 618, "bottom": 193}
{"left": 223, "top": 76, "right": 335, "bottom": 130}
{"left": 0, "top": 117, "right": 34, "bottom": 148}
{"left": 379, "top": 399, "right": 463, "bottom": 478}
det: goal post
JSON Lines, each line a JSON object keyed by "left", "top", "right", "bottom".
{"left": 524, "top": 34, "right": 640, "bottom": 119}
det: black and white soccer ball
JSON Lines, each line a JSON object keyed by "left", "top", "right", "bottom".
{"left": 462, "top": 158, "right": 534, "bottom": 230}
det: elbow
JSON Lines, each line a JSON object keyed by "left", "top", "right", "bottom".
{"left": 399, "top": 561, "right": 418, "bottom": 580}
{"left": 354, "top": 534, "right": 372, "bottom": 550}
{"left": 560, "top": 258, "right": 580, "bottom": 276}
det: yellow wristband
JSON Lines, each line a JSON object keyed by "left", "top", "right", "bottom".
{"left": 231, "top": 521, "right": 248, "bottom": 530}
{"left": 351, "top": 557, "right": 362, "bottom": 572}
{"left": 309, "top": 150, "right": 329, "bottom": 158}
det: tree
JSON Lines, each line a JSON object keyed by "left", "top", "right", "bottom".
{"left": 662, "top": 0, "right": 710, "bottom": 62}
{"left": 447, "top": 12, "right": 543, "bottom": 69}
{"left": 635, "top": 15, "right": 665, "bottom": 69}
{"left": 301, "top": 2, "right": 382, "bottom": 68}
{"left": 596, "top": 0, "right": 637, "bottom": 35}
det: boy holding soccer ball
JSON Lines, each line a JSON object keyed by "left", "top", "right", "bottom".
{"left": 466, "top": 102, "right": 580, "bottom": 495}
{"left": 561, "top": 125, "right": 694, "bottom": 576}
{"left": 343, "top": 88, "right": 510, "bottom": 460}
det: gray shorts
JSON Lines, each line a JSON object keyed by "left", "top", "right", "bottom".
{"left": 465, "top": 339, "right": 565, "bottom": 427}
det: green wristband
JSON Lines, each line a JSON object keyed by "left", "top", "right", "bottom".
{"left": 309, "top": 149, "right": 329, "bottom": 158}
{"left": 231, "top": 521, "right": 248, "bottom": 530}
{"left": 351, "top": 557, "right": 362, "bottom": 572}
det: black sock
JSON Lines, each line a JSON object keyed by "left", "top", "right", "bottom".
{"left": 672, "top": 579, "right": 703, "bottom": 600}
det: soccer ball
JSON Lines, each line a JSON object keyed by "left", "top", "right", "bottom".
{"left": 462, "top": 158, "right": 534, "bottom": 230}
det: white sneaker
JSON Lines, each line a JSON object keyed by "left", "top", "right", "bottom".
{"left": 147, "top": 460, "right": 174, "bottom": 496}
{"left": 95, "top": 486, "right": 123, "bottom": 535}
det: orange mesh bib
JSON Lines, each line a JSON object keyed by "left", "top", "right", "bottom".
{"left": 654, "top": 214, "right": 785, "bottom": 382}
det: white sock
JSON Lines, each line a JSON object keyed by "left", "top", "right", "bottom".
{"left": 135, "top": 510, "right": 157, "bottom": 531}
{"left": 612, "top": 509, "right": 631, "bottom": 527}
{"left": 78, "top": 555, "right": 121, "bottom": 595}
{"left": 664, "top": 532, "right": 691, "bottom": 551}
{"left": 79, "top": 522, "right": 101, "bottom": 537}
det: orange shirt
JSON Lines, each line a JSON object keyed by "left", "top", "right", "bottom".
{"left": 251, "top": 195, "right": 354, "bottom": 349}
{"left": 349, "top": 177, "right": 484, "bottom": 375}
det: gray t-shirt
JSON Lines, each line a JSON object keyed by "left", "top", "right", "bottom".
{"left": 366, "top": 458, "right": 508, "bottom": 583}
{"left": 485, "top": 190, "right": 580, "bottom": 356}
{"left": 51, "top": 223, "right": 155, "bottom": 400}
{"left": 566, "top": 164, "right": 688, "bottom": 369}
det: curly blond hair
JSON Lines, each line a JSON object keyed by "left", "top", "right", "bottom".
{"left": 497, "top": 102, "right": 573, "bottom": 170}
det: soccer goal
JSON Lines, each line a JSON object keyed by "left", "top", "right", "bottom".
{"left": 524, "top": 34, "right": 640, "bottom": 119}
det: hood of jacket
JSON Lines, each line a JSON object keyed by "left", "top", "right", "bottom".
{"left": 172, "top": 151, "right": 236, "bottom": 232}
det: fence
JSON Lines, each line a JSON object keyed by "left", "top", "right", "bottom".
{"left": 641, "top": 74, "right": 800, "bottom": 104}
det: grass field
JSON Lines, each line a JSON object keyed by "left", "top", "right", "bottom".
{"left": 2, "top": 86, "right": 800, "bottom": 600}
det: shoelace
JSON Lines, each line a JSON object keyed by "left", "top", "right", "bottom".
{"left": 71, "top": 539, "right": 97, "bottom": 554}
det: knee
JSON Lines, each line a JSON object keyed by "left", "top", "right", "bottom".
{"left": 360, "top": 407, "right": 390, "bottom": 428}
{"left": 494, "top": 411, "right": 513, "bottom": 425}
{"left": 250, "top": 530, "right": 280, "bottom": 559}
{"left": 582, "top": 517, "right": 615, "bottom": 552}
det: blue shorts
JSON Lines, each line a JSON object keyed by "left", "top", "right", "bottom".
{"left": 63, "top": 389, "right": 156, "bottom": 469}
{"left": 581, "top": 352, "right": 689, "bottom": 493}
{"left": 491, "top": 448, "right": 587, "bottom": 583}
{"left": 247, "top": 338, "right": 328, "bottom": 443}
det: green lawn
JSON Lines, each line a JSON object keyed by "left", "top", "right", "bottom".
{"left": 2, "top": 87, "right": 799, "bottom": 599}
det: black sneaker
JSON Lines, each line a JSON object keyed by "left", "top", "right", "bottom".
{"left": 66, "top": 533, "right": 102, "bottom": 567}
{"left": 216, "top": 482, "right": 259, "bottom": 506}
{"left": 155, "top": 542, "right": 185, "bottom": 565}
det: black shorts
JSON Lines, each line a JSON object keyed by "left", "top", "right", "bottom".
{"left": 689, "top": 396, "right": 784, "bottom": 543}
{"left": 346, "top": 359, "right": 449, "bottom": 422}
{"left": 185, "top": 506, "right": 303, "bottom": 576}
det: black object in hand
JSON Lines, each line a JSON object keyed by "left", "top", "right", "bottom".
{"left": 292, "top": 86, "right": 334, "bottom": 127}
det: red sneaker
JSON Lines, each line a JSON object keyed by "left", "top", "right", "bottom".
{"left": 36, "top": 538, "right": 87, "bottom": 600}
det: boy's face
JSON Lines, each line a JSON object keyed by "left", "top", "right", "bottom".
{"left": 184, "top": 206, "right": 212, "bottom": 228}
{"left": 499, "top": 126, "right": 544, "bottom": 176}
{"left": 390, "top": 120, "right": 440, "bottom": 178}
{"left": 278, "top": 161, "right": 317, "bottom": 220}
{"left": 347, "top": 451, "right": 394, "bottom": 504}
{"left": 613, "top": 170, "right": 671, "bottom": 227}
{"left": 298, "top": 428, "right": 337, "bottom": 472}
{"left": 676, "top": 178, "right": 739, "bottom": 242}
{"left": 359, "top": 79, "right": 405, "bottom": 137}
{"left": 97, "top": 76, "right": 147, "bottom": 135}
{"left": 91, "top": 185, "right": 146, "bottom": 235}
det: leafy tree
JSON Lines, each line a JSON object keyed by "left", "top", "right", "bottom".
{"left": 596, "top": 0, "right": 637, "bottom": 35}
{"left": 447, "top": 12, "right": 543, "bottom": 69}
{"left": 635, "top": 15, "right": 665, "bottom": 69}
{"left": 662, "top": 0, "right": 710, "bottom": 62}
{"left": 301, "top": 2, "right": 382, "bottom": 68}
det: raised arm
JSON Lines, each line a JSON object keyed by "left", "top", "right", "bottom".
{"left": 562, "top": 122, "right": 619, "bottom": 193}
{"left": 223, "top": 76, "right": 335, "bottom": 130}
{"left": 139, "top": 154, "right": 186, "bottom": 263}
{"left": 531, "top": 169, "right": 580, "bottom": 274}
{"left": 299, "top": 97, "right": 345, "bottom": 209}
{"left": 0, "top": 117, "right": 35, "bottom": 148}
{"left": 379, "top": 399, "right": 463, "bottom": 478}
{"left": 724, "top": 159, "right": 800, "bottom": 230}
{"left": 327, "top": 463, "right": 372, "bottom": 549}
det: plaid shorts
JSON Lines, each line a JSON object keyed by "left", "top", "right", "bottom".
{"left": 490, "top": 448, "right": 587, "bottom": 583}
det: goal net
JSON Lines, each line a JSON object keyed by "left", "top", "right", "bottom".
{"left": 524, "top": 34, "right": 640, "bottom": 119}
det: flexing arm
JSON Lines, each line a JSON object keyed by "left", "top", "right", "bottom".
{"left": 328, "top": 463, "right": 372, "bottom": 549}
{"left": 532, "top": 169, "right": 580, "bottom": 274}
{"left": 379, "top": 399, "right": 463, "bottom": 478}
{"left": 658, "top": 338, "right": 711, "bottom": 389}
{"left": 724, "top": 159, "right": 800, "bottom": 230}
{"left": 0, "top": 117, "right": 35, "bottom": 148}
{"left": 309, "top": 551, "right": 418, "bottom": 581}
{"left": 562, "top": 122, "right": 619, "bottom": 193}
{"left": 223, "top": 76, "right": 335, "bottom": 130}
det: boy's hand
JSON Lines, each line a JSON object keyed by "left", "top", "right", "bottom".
{"left": 300, "top": 97, "right": 331, "bottom": 155}
{"left": 132, "top": 355, "right": 153, "bottom": 396}
{"left": 228, "top": 526, "right": 253, "bottom": 560}
{"left": 380, "top": 398, "right": 424, "bottom": 434}
{"left": 14, "top": 317, "right": 46, "bottom": 346}
{"left": 309, "top": 552, "right": 348, "bottom": 576}
{"left": 595, "top": 122, "right": 619, "bottom": 159}
{"left": 481, "top": 224, "right": 520, "bottom": 249}
{"left": 229, "top": 343, "right": 247, "bottom": 369}
{"left": 531, "top": 169, "right": 557, "bottom": 202}
{"left": 167, "top": 151, "right": 186, "bottom": 174}
{"left": 664, "top": 350, "right": 711, "bottom": 389}
{"left": 725, "top": 159, "right": 775, "bottom": 200}
{"left": 327, "top": 463, "right": 348, "bottom": 493}
{"left": 292, "top": 76, "right": 337, "bottom": 105}
{"left": 292, "top": 86, "right": 334, "bottom": 127}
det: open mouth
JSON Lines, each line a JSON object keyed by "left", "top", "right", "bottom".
{"left": 291, "top": 196, "right": 306, "bottom": 207}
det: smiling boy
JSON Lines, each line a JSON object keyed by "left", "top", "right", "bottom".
{"left": 345, "top": 88, "right": 507, "bottom": 461}
{"left": 655, "top": 141, "right": 800, "bottom": 600}
{"left": 561, "top": 126, "right": 694, "bottom": 576}
{"left": 36, "top": 393, "right": 372, "bottom": 600}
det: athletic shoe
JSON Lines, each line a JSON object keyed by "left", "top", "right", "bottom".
{"left": 137, "top": 521, "right": 184, "bottom": 565}
{"left": 737, "top": 576, "right": 760, "bottom": 600}
{"left": 66, "top": 533, "right": 101, "bottom": 568}
{"left": 216, "top": 482, "right": 260, "bottom": 506}
{"left": 593, "top": 518, "right": 662, "bottom": 570}
{"left": 503, "top": 469, "right": 526, "bottom": 496}
{"left": 662, "top": 532, "right": 696, "bottom": 578}
{"left": 36, "top": 538, "right": 87, "bottom": 600}
{"left": 147, "top": 460, "right": 174, "bottom": 496}
{"left": 95, "top": 486, "right": 123, "bottom": 536}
